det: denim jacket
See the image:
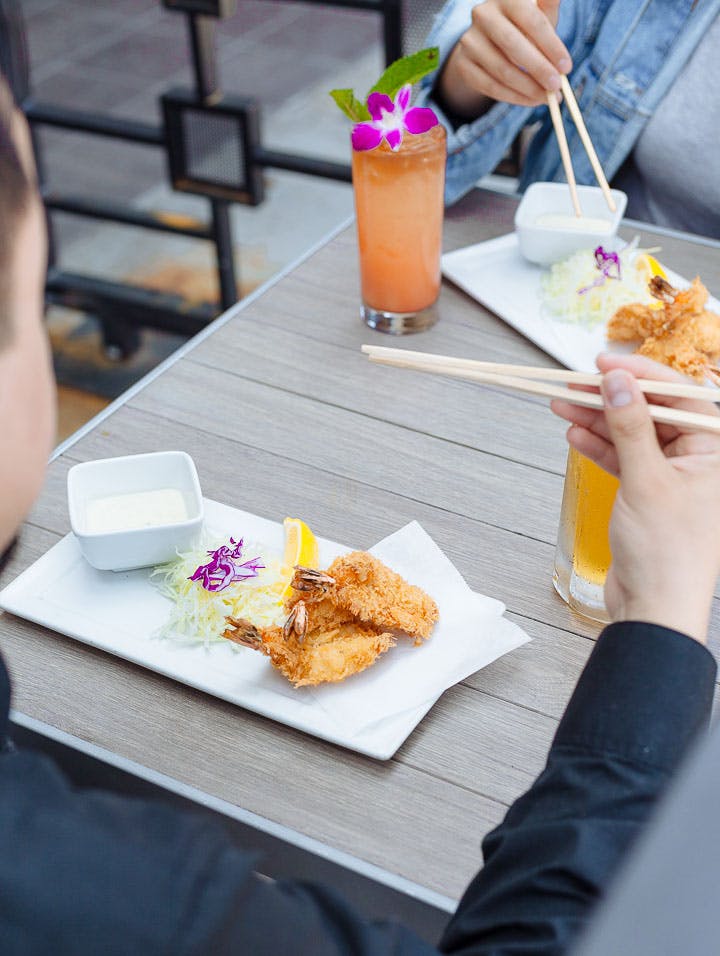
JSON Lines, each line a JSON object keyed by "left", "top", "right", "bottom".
{"left": 418, "top": 0, "right": 720, "bottom": 204}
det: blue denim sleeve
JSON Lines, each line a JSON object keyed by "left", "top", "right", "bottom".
{"left": 439, "top": 622, "right": 716, "bottom": 956}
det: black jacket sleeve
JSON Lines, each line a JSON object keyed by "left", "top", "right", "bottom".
{"left": 439, "top": 621, "right": 717, "bottom": 956}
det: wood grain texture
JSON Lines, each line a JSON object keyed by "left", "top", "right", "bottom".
{"left": 3, "top": 189, "right": 720, "bottom": 900}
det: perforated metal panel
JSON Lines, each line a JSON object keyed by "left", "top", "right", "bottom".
{"left": 183, "top": 108, "right": 245, "bottom": 186}
{"left": 162, "top": 89, "right": 264, "bottom": 205}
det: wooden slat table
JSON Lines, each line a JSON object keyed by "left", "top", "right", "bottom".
{"left": 3, "top": 189, "right": 720, "bottom": 912}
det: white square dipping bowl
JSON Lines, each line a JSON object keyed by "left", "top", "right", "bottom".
{"left": 514, "top": 182, "right": 627, "bottom": 265}
{"left": 67, "top": 451, "right": 204, "bottom": 571}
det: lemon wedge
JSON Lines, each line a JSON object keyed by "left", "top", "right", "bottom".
{"left": 281, "top": 517, "right": 319, "bottom": 598}
{"left": 635, "top": 253, "right": 667, "bottom": 282}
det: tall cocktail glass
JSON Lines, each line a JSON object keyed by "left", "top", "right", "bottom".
{"left": 553, "top": 446, "right": 619, "bottom": 622}
{"left": 352, "top": 123, "right": 446, "bottom": 334}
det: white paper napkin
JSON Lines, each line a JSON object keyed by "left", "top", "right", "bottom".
{"left": 308, "top": 521, "right": 530, "bottom": 735}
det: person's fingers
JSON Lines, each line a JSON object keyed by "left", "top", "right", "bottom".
{"left": 554, "top": 395, "right": 688, "bottom": 450}
{"left": 537, "top": 0, "right": 562, "bottom": 29}
{"left": 663, "top": 430, "right": 720, "bottom": 459}
{"left": 596, "top": 352, "right": 720, "bottom": 419}
{"left": 600, "top": 368, "right": 667, "bottom": 492}
{"left": 596, "top": 351, "right": 689, "bottom": 383}
{"left": 566, "top": 424, "right": 619, "bottom": 476}
{"left": 473, "top": 2, "right": 568, "bottom": 92}
{"left": 550, "top": 398, "right": 610, "bottom": 437}
{"left": 457, "top": 28, "right": 552, "bottom": 102}
{"left": 506, "top": 0, "right": 572, "bottom": 71}
{"left": 454, "top": 57, "right": 546, "bottom": 105}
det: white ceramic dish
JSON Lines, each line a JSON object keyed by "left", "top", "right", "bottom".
{"left": 441, "top": 232, "right": 719, "bottom": 372}
{"left": 0, "top": 499, "right": 528, "bottom": 759}
{"left": 67, "top": 451, "right": 204, "bottom": 571}
{"left": 514, "top": 182, "right": 627, "bottom": 265}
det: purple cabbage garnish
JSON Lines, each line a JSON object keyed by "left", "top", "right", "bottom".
{"left": 578, "top": 246, "right": 622, "bottom": 295}
{"left": 189, "top": 537, "right": 264, "bottom": 593}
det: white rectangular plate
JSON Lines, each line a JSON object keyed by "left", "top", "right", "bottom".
{"left": 0, "top": 500, "right": 525, "bottom": 760}
{"left": 442, "top": 233, "right": 719, "bottom": 371}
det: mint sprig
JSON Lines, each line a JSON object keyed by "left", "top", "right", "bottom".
{"left": 368, "top": 47, "right": 440, "bottom": 99}
{"left": 330, "top": 47, "right": 439, "bottom": 123}
{"left": 329, "top": 89, "right": 370, "bottom": 123}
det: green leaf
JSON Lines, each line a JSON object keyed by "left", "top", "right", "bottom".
{"left": 329, "top": 89, "right": 370, "bottom": 123}
{"left": 368, "top": 47, "right": 440, "bottom": 100}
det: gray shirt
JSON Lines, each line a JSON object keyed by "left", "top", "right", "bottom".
{"left": 614, "top": 14, "right": 720, "bottom": 238}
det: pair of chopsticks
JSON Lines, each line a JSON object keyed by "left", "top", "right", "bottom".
{"left": 546, "top": 77, "right": 615, "bottom": 217}
{"left": 362, "top": 345, "right": 720, "bottom": 436}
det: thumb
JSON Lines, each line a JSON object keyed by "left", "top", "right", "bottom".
{"left": 537, "top": 0, "right": 561, "bottom": 27}
{"left": 601, "top": 369, "right": 665, "bottom": 492}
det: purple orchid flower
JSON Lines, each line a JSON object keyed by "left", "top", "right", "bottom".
{"left": 351, "top": 84, "right": 439, "bottom": 152}
{"left": 189, "top": 536, "right": 265, "bottom": 593}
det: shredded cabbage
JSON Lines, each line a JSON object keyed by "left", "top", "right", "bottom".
{"left": 541, "top": 240, "right": 656, "bottom": 326}
{"left": 151, "top": 535, "right": 286, "bottom": 647}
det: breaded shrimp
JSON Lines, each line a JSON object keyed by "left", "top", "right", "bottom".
{"left": 663, "top": 276, "right": 708, "bottom": 318}
{"left": 291, "top": 552, "right": 439, "bottom": 644}
{"left": 224, "top": 617, "right": 395, "bottom": 688}
{"left": 690, "top": 311, "right": 720, "bottom": 355}
{"left": 637, "top": 336, "right": 711, "bottom": 381}
{"left": 222, "top": 552, "right": 439, "bottom": 687}
{"left": 608, "top": 276, "right": 720, "bottom": 380}
{"left": 607, "top": 302, "right": 667, "bottom": 342}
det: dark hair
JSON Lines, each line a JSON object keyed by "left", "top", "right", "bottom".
{"left": 0, "top": 75, "right": 32, "bottom": 349}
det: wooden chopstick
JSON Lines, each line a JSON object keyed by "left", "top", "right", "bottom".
{"left": 559, "top": 76, "right": 616, "bottom": 213}
{"left": 546, "top": 92, "right": 582, "bottom": 217}
{"left": 361, "top": 346, "right": 720, "bottom": 402}
{"left": 361, "top": 346, "right": 720, "bottom": 435}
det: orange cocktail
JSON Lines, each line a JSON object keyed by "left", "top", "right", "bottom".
{"left": 553, "top": 446, "right": 619, "bottom": 621}
{"left": 352, "top": 124, "right": 446, "bottom": 333}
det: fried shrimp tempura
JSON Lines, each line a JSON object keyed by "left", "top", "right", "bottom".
{"left": 637, "top": 336, "right": 711, "bottom": 381}
{"left": 222, "top": 551, "right": 439, "bottom": 687}
{"left": 607, "top": 276, "right": 720, "bottom": 381}
{"left": 290, "top": 551, "right": 439, "bottom": 645}
{"left": 663, "top": 276, "right": 708, "bottom": 317}
{"left": 606, "top": 302, "right": 667, "bottom": 342}
{"left": 224, "top": 618, "right": 395, "bottom": 687}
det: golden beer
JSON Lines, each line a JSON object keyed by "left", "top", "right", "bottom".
{"left": 553, "top": 446, "right": 619, "bottom": 620}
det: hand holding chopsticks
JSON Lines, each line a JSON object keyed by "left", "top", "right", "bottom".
{"left": 361, "top": 345, "right": 720, "bottom": 436}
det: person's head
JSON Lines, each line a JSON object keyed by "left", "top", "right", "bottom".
{"left": 0, "top": 77, "right": 55, "bottom": 555}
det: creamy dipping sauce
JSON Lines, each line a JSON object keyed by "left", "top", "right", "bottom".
{"left": 534, "top": 213, "right": 613, "bottom": 233}
{"left": 85, "top": 488, "right": 188, "bottom": 533}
